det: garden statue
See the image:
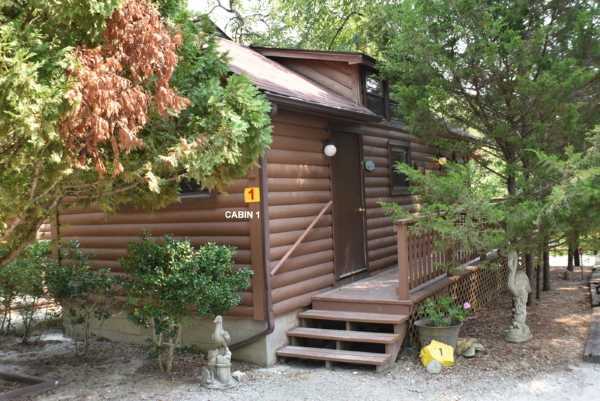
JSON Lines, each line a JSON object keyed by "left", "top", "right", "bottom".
{"left": 505, "top": 251, "right": 532, "bottom": 343}
{"left": 200, "top": 316, "right": 236, "bottom": 388}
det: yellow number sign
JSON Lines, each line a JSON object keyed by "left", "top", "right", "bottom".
{"left": 244, "top": 187, "right": 261, "bottom": 203}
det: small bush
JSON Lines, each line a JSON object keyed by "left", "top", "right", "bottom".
{"left": 121, "top": 236, "right": 252, "bottom": 372}
{"left": 45, "top": 242, "right": 115, "bottom": 354}
{"left": 1, "top": 242, "right": 49, "bottom": 342}
{"left": 0, "top": 264, "right": 19, "bottom": 334}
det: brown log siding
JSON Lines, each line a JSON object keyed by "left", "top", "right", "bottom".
{"left": 268, "top": 112, "right": 336, "bottom": 316}
{"left": 360, "top": 123, "right": 439, "bottom": 274}
{"left": 56, "top": 178, "right": 256, "bottom": 318}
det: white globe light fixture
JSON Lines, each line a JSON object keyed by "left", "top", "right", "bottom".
{"left": 323, "top": 142, "right": 337, "bottom": 157}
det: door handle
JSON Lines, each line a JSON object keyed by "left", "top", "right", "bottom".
{"left": 356, "top": 207, "right": 366, "bottom": 212}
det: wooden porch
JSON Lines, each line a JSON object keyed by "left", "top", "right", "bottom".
{"left": 277, "top": 219, "right": 480, "bottom": 371}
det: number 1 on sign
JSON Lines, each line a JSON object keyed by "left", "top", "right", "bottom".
{"left": 244, "top": 187, "right": 261, "bottom": 203}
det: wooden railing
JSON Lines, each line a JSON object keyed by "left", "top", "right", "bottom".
{"left": 270, "top": 201, "right": 333, "bottom": 276}
{"left": 395, "top": 218, "right": 478, "bottom": 299}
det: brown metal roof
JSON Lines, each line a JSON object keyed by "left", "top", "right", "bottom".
{"left": 217, "top": 38, "right": 378, "bottom": 119}
{"left": 251, "top": 46, "right": 377, "bottom": 70}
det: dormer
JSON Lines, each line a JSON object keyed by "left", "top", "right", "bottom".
{"left": 252, "top": 47, "right": 392, "bottom": 119}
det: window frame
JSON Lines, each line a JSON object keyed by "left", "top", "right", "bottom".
{"left": 361, "top": 68, "right": 391, "bottom": 120}
{"left": 388, "top": 140, "right": 411, "bottom": 196}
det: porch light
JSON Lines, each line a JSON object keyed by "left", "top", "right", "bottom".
{"left": 323, "top": 142, "right": 337, "bottom": 157}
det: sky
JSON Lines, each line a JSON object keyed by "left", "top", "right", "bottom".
{"left": 187, "top": 0, "right": 270, "bottom": 38}
{"left": 187, "top": 0, "right": 229, "bottom": 29}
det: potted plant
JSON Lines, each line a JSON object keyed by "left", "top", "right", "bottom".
{"left": 414, "top": 296, "right": 472, "bottom": 349}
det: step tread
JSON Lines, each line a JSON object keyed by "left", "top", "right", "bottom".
{"left": 288, "top": 327, "right": 400, "bottom": 344}
{"left": 299, "top": 309, "right": 407, "bottom": 324}
{"left": 277, "top": 346, "right": 390, "bottom": 365}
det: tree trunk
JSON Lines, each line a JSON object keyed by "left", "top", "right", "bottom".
{"left": 574, "top": 247, "right": 581, "bottom": 267}
{"left": 567, "top": 246, "right": 574, "bottom": 272}
{"left": 536, "top": 260, "right": 541, "bottom": 300}
{"left": 525, "top": 254, "right": 533, "bottom": 306}
{"left": 543, "top": 243, "right": 551, "bottom": 291}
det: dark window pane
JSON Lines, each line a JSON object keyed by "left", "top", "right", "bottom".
{"left": 179, "top": 178, "right": 210, "bottom": 197}
{"left": 389, "top": 145, "right": 410, "bottom": 194}
{"left": 367, "top": 93, "right": 385, "bottom": 116}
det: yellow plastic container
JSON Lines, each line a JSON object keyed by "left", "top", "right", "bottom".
{"left": 420, "top": 340, "right": 455, "bottom": 367}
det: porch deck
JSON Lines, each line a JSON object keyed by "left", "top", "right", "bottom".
{"left": 312, "top": 265, "right": 455, "bottom": 312}
{"left": 316, "top": 268, "right": 401, "bottom": 303}
{"left": 277, "top": 218, "right": 482, "bottom": 371}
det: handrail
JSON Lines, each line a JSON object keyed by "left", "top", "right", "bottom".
{"left": 270, "top": 200, "right": 333, "bottom": 276}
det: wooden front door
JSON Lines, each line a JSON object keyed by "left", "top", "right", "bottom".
{"left": 331, "top": 132, "right": 367, "bottom": 279}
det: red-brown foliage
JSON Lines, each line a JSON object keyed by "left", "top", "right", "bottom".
{"left": 60, "top": 0, "right": 189, "bottom": 175}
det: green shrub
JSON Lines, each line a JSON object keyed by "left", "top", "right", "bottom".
{"left": 45, "top": 242, "right": 115, "bottom": 354}
{"left": 0, "top": 263, "right": 18, "bottom": 334}
{"left": 120, "top": 236, "right": 252, "bottom": 372}
{"left": 1, "top": 242, "right": 49, "bottom": 342}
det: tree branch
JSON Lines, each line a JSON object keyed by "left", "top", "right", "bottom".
{"left": 328, "top": 11, "right": 362, "bottom": 50}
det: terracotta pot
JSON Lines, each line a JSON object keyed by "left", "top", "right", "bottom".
{"left": 414, "top": 318, "right": 462, "bottom": 349}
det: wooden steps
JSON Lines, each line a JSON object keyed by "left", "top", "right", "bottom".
{"left": 299, "top": 309, "right": 407, "bottom": 325}
{"left": 288, "top": 327, "right": 401, "bottom": 344}
{"left": 278, "top": 308, "right": 408, "bottom": 372}
{"left": 278, "top": 346, "right": 391, "bottom": 366}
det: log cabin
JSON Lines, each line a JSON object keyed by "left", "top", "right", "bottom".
{"left": 52, "top": 37, "right": 483, "bottom": 370}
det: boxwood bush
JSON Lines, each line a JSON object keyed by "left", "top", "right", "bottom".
{"left": 120, "top": 236, "right": 252, "bottom": 372}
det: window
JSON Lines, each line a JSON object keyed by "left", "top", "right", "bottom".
{"left": 179, "top": 177, "right": 210, "bottom": 198}
{"left": 365, "top": 73, "right": 388, "bottom": 118}
{"left": 389, "top": 143, "right": 411, "bottom": 195}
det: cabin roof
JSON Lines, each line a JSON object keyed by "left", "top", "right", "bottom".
{"left": 251, "top": 46, "right": 377, "bottom": 70}
{"left": 217, "top": 38, "right": 378, "bottom": 120}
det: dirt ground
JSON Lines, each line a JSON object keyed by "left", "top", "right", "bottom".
{"left": 0, "top": 265, "right": 597, "bottom": 401}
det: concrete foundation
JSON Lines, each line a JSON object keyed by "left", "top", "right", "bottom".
{"left": 65, "top": 309, "right": 300, "bottom": 366}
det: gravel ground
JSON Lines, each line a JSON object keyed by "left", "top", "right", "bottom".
{"left": 0, "top": 265, "right": 596, "bottom": 401}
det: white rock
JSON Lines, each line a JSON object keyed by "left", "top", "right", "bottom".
{"left": 232, "top": 370, "right": 247, "bottom": 382}
{"left": 426, "top": 360, "right": 442, "bottom": 374}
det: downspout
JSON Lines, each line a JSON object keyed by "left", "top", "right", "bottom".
{"left": 230, "top": 151, "right": 275, "bottom": 350}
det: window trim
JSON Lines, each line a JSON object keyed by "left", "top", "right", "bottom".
{"left": 388, "top": 140, "right": 411, "bottom": 196}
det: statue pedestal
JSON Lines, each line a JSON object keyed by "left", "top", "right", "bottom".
{"left": 200, "top": 354, "right": 237, "bottom": 389}
{"left": 505, "top": 323, "right": 532, "bottom": 343}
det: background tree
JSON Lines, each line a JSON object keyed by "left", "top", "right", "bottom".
{"left": 0, "top": 0, "right": 272, "bottom": 267}
{"left": 379, "top": 0, "right": 599, "bottom": 258}
{"left": 197, "top": 0, "right": 387, "bottom": 54}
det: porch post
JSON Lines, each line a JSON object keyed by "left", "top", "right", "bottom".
{"left": 395, "top": 220, "right": 410, "bottom": 300}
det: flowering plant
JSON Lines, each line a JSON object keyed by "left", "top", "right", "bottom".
{"left": 418, "top": 296, "right": 472, "bottom": 327}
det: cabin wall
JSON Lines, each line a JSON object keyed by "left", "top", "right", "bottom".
{"left": 56, "top": 179, "right": 262, "bottom": 319}
{"left": 357, "top": 123, "right": 440, "bottom": 273}
{"left": 37, "top": 222, "right": 52, "bottom": 240}
{"left": 267, "top": 111, "right": 336, "bottom": 317}
{"left": 277, "top": 59, "right": 362, "bottom": 104}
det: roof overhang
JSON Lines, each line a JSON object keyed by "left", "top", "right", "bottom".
{"left": 266, "top": 92, "right": 381, "bottom": 123}
{"left": 251, "top": 46, "right": 377, "bottom": 70}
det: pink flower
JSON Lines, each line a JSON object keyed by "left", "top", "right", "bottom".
{"left": 463, "top": 302, "right": 471, "bottom": 310}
